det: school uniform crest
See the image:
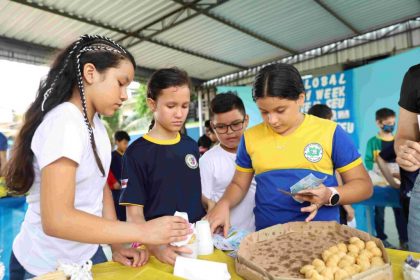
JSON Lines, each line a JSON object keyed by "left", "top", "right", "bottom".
{"left": 121, "top": 179, "right": 128, "bottom": 189}
{"left": 185, "top": 154, "right": 198, "bottom": 169}
{"left": 304, "top": 143, "right": 323, "bottom": 163}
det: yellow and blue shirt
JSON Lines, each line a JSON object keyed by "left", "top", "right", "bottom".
{"left": 236, "top": 114, "right": 362, "bottom": 230}
{"left": 119, "top": 133, "right": 206, "bottom": 223}
{"left": 364, "top": 135, "right": 394, "bottom": 171}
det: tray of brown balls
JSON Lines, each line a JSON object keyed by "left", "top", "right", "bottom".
{"left": 236, "top": 221, "right": 392, "bottom": 280}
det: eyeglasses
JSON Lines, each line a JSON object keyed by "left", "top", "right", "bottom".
{"left": 212, "top": 118, "right": 246, "bottom": 134}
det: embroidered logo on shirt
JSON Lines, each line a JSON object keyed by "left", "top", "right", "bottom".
{"left": 185, "top": 154, "right": 198, "bottom": 169}
{"left": 304, "top": 143, "right": 323, "bottom": 163}
{"left": 121, "top": 179, "right": 128, "bottom": 189}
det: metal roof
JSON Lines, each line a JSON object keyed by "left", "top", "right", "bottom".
{"left": 0, "top": 0, "right": 419, "bottom": 81}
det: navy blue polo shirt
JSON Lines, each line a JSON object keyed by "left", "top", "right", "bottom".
{"left": 110, "top": 150, "right": 123, "bottom": 181}
{"left": 379, "top": 140, "right": 418, "bottom": 198}
{"left": 119, "top": 133, "right": 206, "bottom": 223}
{"left": 0, "top": 132, "right": 7, "bottom": 151}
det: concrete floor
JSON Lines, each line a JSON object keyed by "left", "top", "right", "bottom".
{"left": 384, "top": 206, "right": 403, "bottom": 249}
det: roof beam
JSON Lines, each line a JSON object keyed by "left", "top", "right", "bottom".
{"left": 11, "top": 0, "right": 245, "bottom": 70}
{"left": 0, "top": 35, "right": 54, "bottom": 65}
{"left": 116, "top": 0, "right": 201, "bottom": 43}
{"left": 172, "top": 0, "right": 298, "bottom": 54}
{"left": 313, "top": 0, "right": 361, "bottom": 35}
{"left": 120, "top": 0, "right": 229, "bottom": 49}
{"left": 0, "top": 35, "right": 206, "bottom": 83}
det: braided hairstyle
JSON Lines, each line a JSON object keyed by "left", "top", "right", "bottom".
{"left": 6, "top": 35, "right": 135, "bottom": 194}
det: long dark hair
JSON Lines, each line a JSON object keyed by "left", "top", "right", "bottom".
{"left": 252, "top": 63, "right": 305, "bottom": 102}
{"left": 146, "top": 67, "right": 191, "bottom": 131}
{"left": 6, "top": 34, "right": 135, "bottom": 194}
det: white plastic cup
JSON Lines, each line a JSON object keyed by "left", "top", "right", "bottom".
{"left": 196, "top": 220, "right": 214, "bottom": 255}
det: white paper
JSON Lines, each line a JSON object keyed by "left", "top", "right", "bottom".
{"left": 171, "top": 211, "right": 195, "bottom": 247}
{"left": 174, "top": 256, "right": 231, "bottom": 280}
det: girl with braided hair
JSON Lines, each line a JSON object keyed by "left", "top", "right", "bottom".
{"left": 6, "top": 35, "right": 191, "bottom": 278}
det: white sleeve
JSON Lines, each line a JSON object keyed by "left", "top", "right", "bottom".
{"left": 32, "top": 115, "right": 86, "bottom": 169}
{"left": 199, "top": 154, "right": 215, "bottom": 200}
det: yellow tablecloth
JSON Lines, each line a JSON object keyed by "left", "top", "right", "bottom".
{"left": 92, "top": 248, "right": 420, "bottom": 280}
{"left": 92, "top": 249, "right": 242, "bottom": 280}
{"left": 387, "top": 248, "right": 420, "bottom": 280}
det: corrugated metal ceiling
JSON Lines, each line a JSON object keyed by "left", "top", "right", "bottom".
{"left": 0, "top": 0, "right": 419, "bottom": 80}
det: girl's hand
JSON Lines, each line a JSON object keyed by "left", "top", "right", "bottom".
{"left": 112, "top": 246, "right": 149, "bottom": 267}
{"left": 148, "top": 244, "right": 192, "bottom": 265}
{"left": 396, "top": 140, "right": 420, "bottom": 172}
{"left": 141, "top": 216, "right": 192, "bottom": 245}
{"left": 294, "top": 184, "right": 332, "bottom": 205}
{"left": 294, "top": 184, "right": 333, "bottom": 222}
{"left": 300, "top": 203, "right": 321, "bottom": 222}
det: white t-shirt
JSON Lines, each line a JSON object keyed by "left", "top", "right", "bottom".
{"left": 13, "top": 102, "right": 111, "bottom": 276}
{"left": 199, "top": 144, "right": 256, "bottom": 232}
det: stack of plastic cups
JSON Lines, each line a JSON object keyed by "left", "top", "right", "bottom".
{"left": 196, "top": 220, "right": 214, "bottom": 256}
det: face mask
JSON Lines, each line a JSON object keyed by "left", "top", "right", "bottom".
{"left": 382, "top": 124, "right": 395, "bottom": 133}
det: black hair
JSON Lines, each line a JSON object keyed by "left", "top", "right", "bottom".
{"left": 180, "top": 124, "right": 188, "bottom": 136}
{"left": 6, "top": 34, "right": 135, "bottom": 194}
{"left": 147, "top": 67, "right": 191, "bottom": 131}
{"left": 308, "top": 104, "right": 333, "bottom": 120}
{"left": 252, "top": 63, "right": 305, "bottom": 101}
{"left": 210, "top": 92, "right": 246, "bottom": 118}
{"left": 204, "top": 120, "right": 214, "bottom": 133}
{"left": 198, "top": 134, "right": 212, "bottom": 149}
{"left": 375, "top": 108, "right": 395, "bottom": 121}
{"left": 114, "top": 130, "right": 130, "bottom": 142}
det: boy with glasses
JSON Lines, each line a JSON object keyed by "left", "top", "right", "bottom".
{"left": 200, "top": 92, "right": 256, "bottom": 232}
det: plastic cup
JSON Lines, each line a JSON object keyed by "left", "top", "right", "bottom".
{"left": 196, "top": 220, "right": 214, "bottom": 255}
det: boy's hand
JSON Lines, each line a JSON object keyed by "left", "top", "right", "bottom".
{"left": 207, "top": 199, "right": 216, "bottom": 212}
{"left": 206, "top": 199, "right": 231, "bottom": 237}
